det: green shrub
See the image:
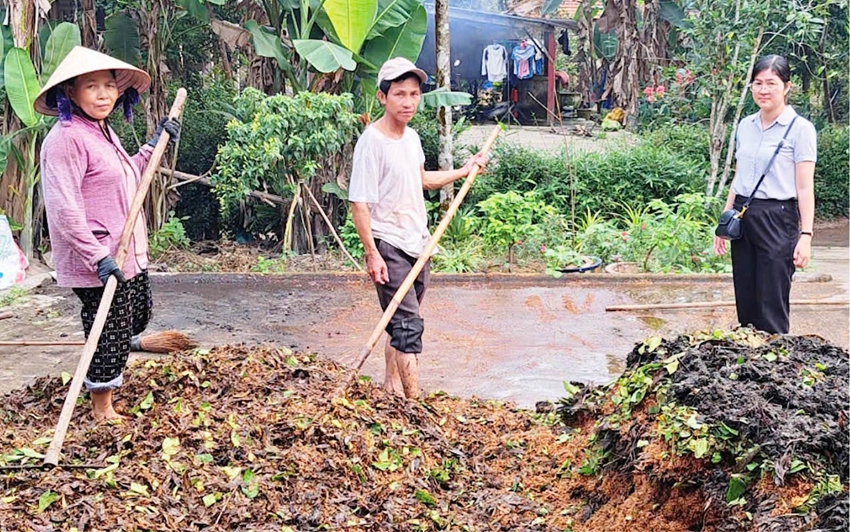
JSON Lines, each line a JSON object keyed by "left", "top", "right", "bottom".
{"left": 643, "top": 124, "right": 711, "bottom": 171}
{"left": 149, "top": 213, "right": 190, "bottom": 259}
{"left": 815, "top": 125, "right": 849, "bottom": 219}
{"left": 477, "top": 190, "right": 557, "bottom": 261}
{"left": 571, "top": 193, "right": 729, "bottom": 273}
{"left": 172, "top": 72, "right": 237, "bottom": 241}
{"left": 339, "top": 212, "right": 365, "bottom": 261}
{"left": 472, "top": 141, "right": 706, "bottom": 220}
{"left": 175, "top": 72, "right": 236, "bottom": 176}
{"left": 432, "top": 237, "right": 486, "bottom": 273}
{"left": 212, "top": 88, "right": 359, "bottom": 210}
{"left": 409, "top": 110, "right": 471, "bottom": 171}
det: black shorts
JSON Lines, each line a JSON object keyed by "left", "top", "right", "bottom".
{"left": 73, "top": 271, "right": 152, "bottom": 391}
{"left": 374, "top": 239, "right": 430, "bottom": 353}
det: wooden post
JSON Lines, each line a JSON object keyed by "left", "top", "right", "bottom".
{"left": 546, "top": 30, "right": 557, "bottom": 127}
{"left": 435, "top": 0, "right": 454, "bottom": 210}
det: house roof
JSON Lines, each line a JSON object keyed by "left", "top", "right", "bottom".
{"left": 424, "top": 4, "right": 578, "bottom": 31}
{"left": 506, "top": 0, "right": 582, "bottom": 18}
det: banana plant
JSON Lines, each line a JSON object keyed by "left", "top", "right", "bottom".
{"left": 0, "top": 22, "right": 79, "bottom": 259}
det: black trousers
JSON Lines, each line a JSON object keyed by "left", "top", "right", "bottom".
{"left": 730, "top": 196, "right": 799, "bottom": 334}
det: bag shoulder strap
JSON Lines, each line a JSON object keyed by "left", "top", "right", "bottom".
{"left": 743, "top": 115, "right": 799, "bottom": 209}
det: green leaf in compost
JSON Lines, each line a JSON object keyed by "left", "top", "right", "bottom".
{"left": 726, "top": 474, "right": 747, "bottom": 503}
{"left": 415, "top": 489, "right": 436, "bottom": 506}
{"left": 139, "top": 391, "right": 154, "bottom": 410}
{"left": 37, "top": 490, "right": 60, "bottom": 513}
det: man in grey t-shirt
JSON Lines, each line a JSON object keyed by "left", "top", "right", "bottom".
{"left": 349, "top": 57, "right": 487, "bottom": 399}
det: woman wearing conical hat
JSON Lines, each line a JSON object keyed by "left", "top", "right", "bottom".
{"left": 36, "top": 46, "right": 180, "bottom": 421}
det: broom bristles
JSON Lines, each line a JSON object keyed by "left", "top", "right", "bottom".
{"left": 138, "top": 331, "right": 198, "bottom": 353}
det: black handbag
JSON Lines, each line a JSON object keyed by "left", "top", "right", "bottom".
{"left": 715, "top": 116, "right": 798, "bottom": 241}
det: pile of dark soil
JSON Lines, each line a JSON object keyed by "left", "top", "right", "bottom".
{"left": 0, "top": 330, "right": 846, "bottom": 531}
{"left": 560, "top": 329, "right": 849, "bottom": 531}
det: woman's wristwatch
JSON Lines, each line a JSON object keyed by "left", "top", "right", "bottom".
{"left": 800, "top": 231, "right": 813, "bottom": 237}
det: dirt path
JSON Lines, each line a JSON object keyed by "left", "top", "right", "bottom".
{"left": 458, "top": 124, "right": 637, "bottom": 153}
{"left": 2, "top": 265, "right": 846, "bottom": 407}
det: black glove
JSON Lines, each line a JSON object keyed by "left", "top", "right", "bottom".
{"left": 146, "top": 117, "right": 181, "bottom": 147}
{"left": 97, "top": 256, "right": 126, "bottom": 285}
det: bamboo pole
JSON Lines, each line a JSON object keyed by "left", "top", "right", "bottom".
{"left": 339, "top": 125, "right": 502, "bottom": 391}
{"left": 302, "top": 184, "right": 364, "bottom": 272}
{"left": 44, "top": 89, "right": 188, "bottom": 467}
{"left": 0, "top": 340, "right": 84, "bottom": 346}
{"left": 606, "top": 300, "right": 849, "bottom": 312}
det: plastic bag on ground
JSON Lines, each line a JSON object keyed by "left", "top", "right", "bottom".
{"left": 0, "top": 214, "right": 28, "bottom": 290}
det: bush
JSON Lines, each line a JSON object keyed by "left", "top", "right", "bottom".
{"left": 643, "top": 124, "right": 711, "bottom": 172}
{"left": 477, "top": 190, "right": 557, "bottom": 261}
{"left": 815, "top": 125, "right": 849, "bottom": 219}
{"left": 173, "top": 72, "right": 237, "bottom": 241}
{"left": 212, "top": 88, "right": 358, "bottom": 209}
{"left": 149, "top": 213, "right": 190, "bottom": 259}
{"left": 472, "top": 141, "right": 706, "bottom": 220}
{"left": 570, "top": 193, "right": 729, "bottom": 273}
{"left": 409, "top": 109, "right": 471, "bottom": 171}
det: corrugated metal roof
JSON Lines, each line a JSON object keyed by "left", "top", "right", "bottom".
{"left": 424, "top": 4, "right": 578, "bottom": 31}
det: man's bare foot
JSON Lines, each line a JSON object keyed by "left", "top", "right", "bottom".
{"left": 383, "top": 339, "right": 405, "bottom": 397}
{"left": 93, "top": 407, "right": 125, "bottom": 423}
{"left": 396, "top": 352, "right": 419, "bottom": 399}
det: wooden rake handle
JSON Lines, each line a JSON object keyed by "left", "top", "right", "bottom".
{"left": 341, "top": 125, "right": 502, "bottom": 390}
{"left": 44, "top": 89, "right": 188, "bottom": 467}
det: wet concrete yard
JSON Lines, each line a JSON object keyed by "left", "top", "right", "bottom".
{"left": 2, "top": 270, "right": 846, "bottom": 408}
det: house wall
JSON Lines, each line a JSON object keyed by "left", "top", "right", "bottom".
{"left": 417, "top": 16, "right": 555, "bottom": 123}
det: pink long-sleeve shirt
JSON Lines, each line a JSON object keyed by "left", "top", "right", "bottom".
{"left": 41, "top": 115, "right": 154, "bottom": 288}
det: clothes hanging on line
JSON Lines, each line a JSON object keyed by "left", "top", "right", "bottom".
{"left": 534, "top": 46, "right": 544, "bottom": 76}
{"left": 511, "top": 43, "right": 542, "bottom": 80}
{"left": 558, "top": 30, "right": 571, "bottom": 56}
{"left": 481, "top": 44, "right": 508, "bottom": 83}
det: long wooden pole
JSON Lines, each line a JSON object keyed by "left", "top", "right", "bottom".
{"left": 44, "top": 89, "right": 188, "bottom": 467}
{"left": 302, "top": 184, "right": 364, "bottom": 272}
{"left": 0, "top": 340, "right": 85, "bottom": 346}
{"left": 606, "top": 299, "right": 849, "bottom": 312}
{"left": 341, "top": 125, "right": 502, "bottom": 390}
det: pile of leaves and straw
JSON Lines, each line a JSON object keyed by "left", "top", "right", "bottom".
{"left": 0, "top": 331, "right": 846, "bottom": 531}
{"left": 559, "top": 329, "right": 848, "bottom": 531}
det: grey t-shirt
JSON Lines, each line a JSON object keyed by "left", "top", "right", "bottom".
{"left": 731, "top": 106, "right": 817, "bottom": 200}
{"left": 348, "top": 125, "right": 428, "bottom": 257}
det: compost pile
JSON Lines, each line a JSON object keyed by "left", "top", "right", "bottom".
{"left": 560, "top": 329, "right": 848, "bottom": 531}
{"left": 0, "top": 331, "right": 847, "bottom": 531}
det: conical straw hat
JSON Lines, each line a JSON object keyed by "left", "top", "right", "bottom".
{"left": 34, "top": 46, "right": 151, "bottom": 116}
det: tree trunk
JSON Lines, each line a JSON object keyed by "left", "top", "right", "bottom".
{"left": 819, "top": 22, "right": 835, "bottom": 123}
{"left": 703, "top": 0, "right": 741, "bottom": 199}
{"left": 435, "top": 0, "right": 454, "bottom": 210}
{"left": 638, "top": 0, "right": 670, "bottom": 87}
{"left": 80, "top": 0, "right": 97, "bottom": 48}
{"left": 575, "top": 0, "right": 594, "bottom": 105}
{"left": 716, "top": 26, "right": 764, "bottom": 197}
{"left": 607, "top": 0, "right": 640, "bottom": 125}
{"left": 141, "top": 0, "right": 171, "bottom": 232}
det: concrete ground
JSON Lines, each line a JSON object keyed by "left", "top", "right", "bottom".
{"left": 457, "top": 124, "right": 638, "bottom": 153}
{"left": 1, "top": 240, "right": 846, "bottom": 408}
